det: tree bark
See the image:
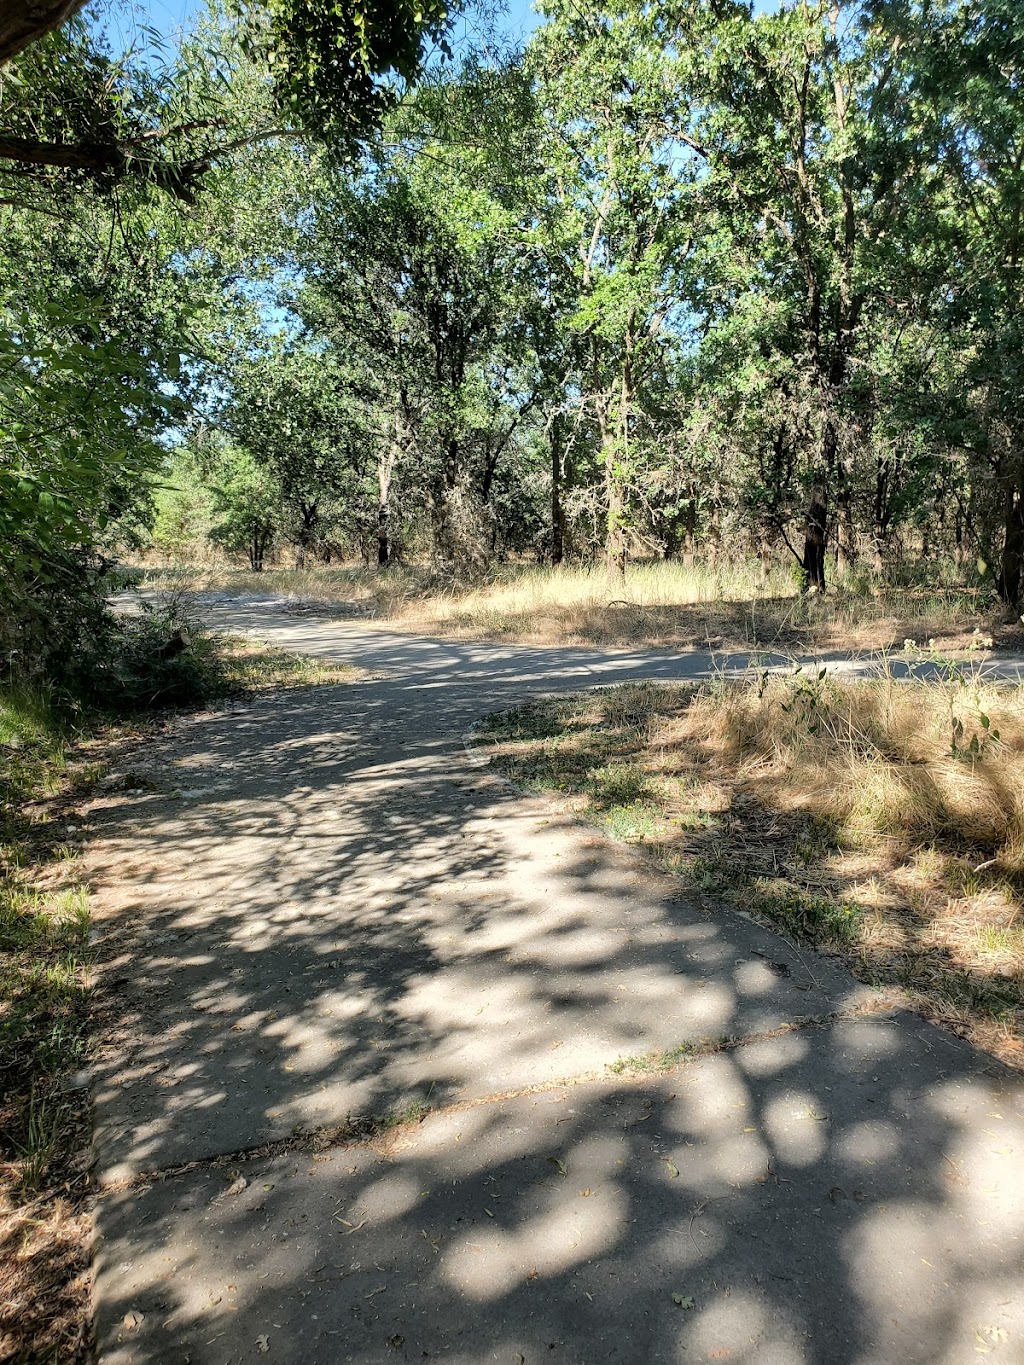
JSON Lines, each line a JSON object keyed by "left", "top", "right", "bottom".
{"left": 377, "top": 445, "right": 397, "bottom": 568}
{"left": 835, "top": 462, "right": 856, "bottom": 578}
{"left": 803, "top": 480, "right": 828, "bottom": 592}
{"left": 550, "top": 413, "right": 564, "bottom": 566}
{"left": 0, "top": 0, "right": 85, "bottom": 66}
{"left": 602, "top": 342, "right": 634, "bottom": 579}
{"left": 997, "top": 478, "right": 1024, "bottom": 608}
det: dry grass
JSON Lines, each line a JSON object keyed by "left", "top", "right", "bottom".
{"left": 137, "top": 559, "right": 1022, "bottom": 655}
{"left": 475, "top": 665, "right": 1024, "bottom": 1068}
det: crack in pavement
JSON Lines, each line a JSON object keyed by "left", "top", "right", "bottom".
{"left": 100, "top": 1005, "right": 893, "bottom": 1196}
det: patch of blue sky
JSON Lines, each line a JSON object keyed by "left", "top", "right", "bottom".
{"left": 89, "top": 0, "right": 541, "bottom": 62}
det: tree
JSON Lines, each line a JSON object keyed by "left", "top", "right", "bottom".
{"left": 221, "top": 342, "right": 374, "bottom": 564}
{"left": 650, "top": 0, "right": 951, "bottom": 588}
{"left": 297, "top": 67, "right": 547, "bottom": 571}
{"left": 204, "top": 440, "right": 280, "bottom": 571}
{"left": 529, "top": 0, "right": 699, "bottom": 575}
{"left": 917, "top": 0, "right": 1024, "bottom": 605}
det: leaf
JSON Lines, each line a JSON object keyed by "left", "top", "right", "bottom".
{"left": 664, "top": 1160, "right": 680, "bottom": 1178}
{"left": 256, "top": 1335, "right": 270, "bottom": 1353}
{"left": 211, "top": 1175, "right": 247, "bottom": 1204}
{"left": 672, "top": 1294, "right": 695, "bottom": 1309}
{"left": 547, "top": 1156, "right": 568, "bottom": 1177}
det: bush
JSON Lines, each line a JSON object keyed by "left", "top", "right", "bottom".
{"left": 86, "top": 605, "right": 227, "bottom": 713}
{"left": 1, "top": 561, "right": 227, "bottom": 719}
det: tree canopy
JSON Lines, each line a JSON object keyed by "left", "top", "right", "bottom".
{"left": 5, "top": 0, "right": 1024, "bottom": 699}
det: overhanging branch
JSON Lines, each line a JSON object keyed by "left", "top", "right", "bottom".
{"left": 0, "top": 0, "right": 86, "bottom": 66}
{"left": 0, "top": 127, "right": 309, "bottom": 203}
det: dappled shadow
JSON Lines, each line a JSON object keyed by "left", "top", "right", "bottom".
{"left": 95, "top": 1010, "right": 1024, "bottom": 1364}
{"left": 86, "top": 609, "right": 1024, "bottom": 1363}
{"left": 86, "top": 676, "right": 855, "bottom": 1182}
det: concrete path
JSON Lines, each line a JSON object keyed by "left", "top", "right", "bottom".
{"left": 88, "top": 605, "right": 1024, "bottom": 1364}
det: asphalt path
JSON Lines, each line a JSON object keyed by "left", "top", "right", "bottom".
{"left": 89, "top": 598, "right": 1024, "bottom": 1364}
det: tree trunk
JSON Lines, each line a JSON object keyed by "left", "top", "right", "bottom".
{"left": 803, "top": 480, "right": 828, "bottom": 592}
{"left": 250, "top": 522, "right": 269, "bottom": 572}
{"left": 997, "top": 478, "right": 1024, "bottom": 607}
{"left": 605, "top": 460, "right": 627, "bottom": 578}
{"left": 377, "top": 455, "right": 395, "bottom": 568}
{"left": 603, "top": 345, "right": 634, "bottom": 579}
{"left": 598, "top": 397, "right": 626, "bottom": 578}
{"left": 550, "top": 414, "right": 564, "bottom": 566}
{"left": 835, "top": 463, "right": 856, "bottom": 578}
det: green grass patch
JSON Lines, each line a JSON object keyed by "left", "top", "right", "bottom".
{"left": 215, "top": 636, "right": 357, "bottom": 692}
{"left": 607, "top": 1041, "right": 699, "bottom": 1075}
{"left": 1, "top": 692, "right": 94, "bottom": 1194}
{"left": 746, "top": 877, "right": 863, "bottom": 947}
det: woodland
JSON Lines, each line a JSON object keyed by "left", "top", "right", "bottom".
{"left": 4, "top": 8, "right": 1024, "bottom": 1353}
{"left": 3, "top": 0, "right": 1024, "bottom": 691}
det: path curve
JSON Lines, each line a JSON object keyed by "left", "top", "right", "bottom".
{"left": 89, "top": 598, "right": 1024, "bottom": 1365}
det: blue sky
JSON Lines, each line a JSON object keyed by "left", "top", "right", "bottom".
{"left": 91, "top": 0, "right": 542, "bottom": 57}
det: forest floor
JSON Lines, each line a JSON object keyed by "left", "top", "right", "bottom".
{"left": 138, "top": 559, "right": 1024, "bottom": 657}
{"left": 73, "top": 601, "right": 1024, "bottom": 1365}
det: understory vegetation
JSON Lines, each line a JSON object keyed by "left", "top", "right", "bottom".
{"left": 475, "top": 667, "right": 1024, "bottom": 1068}
{"left": 144, "top": 558, "right": 1018, "bottom": 655}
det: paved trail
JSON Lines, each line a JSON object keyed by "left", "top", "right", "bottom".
{"left": 89, "top": 604, "right": 1024, "bottom": 1364}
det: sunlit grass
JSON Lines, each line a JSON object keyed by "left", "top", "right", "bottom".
{"left": 214, "top": 636, "right": 358, "bottom": 691}
{"left": 138, "top": 557, "right": 1010, "bottom": 655}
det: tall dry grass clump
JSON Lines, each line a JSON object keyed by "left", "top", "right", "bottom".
{"left": 137, "top": 557, "right": 1009, "bottom": 653}
{"left": 676, "top": 668, "right": 1024, "bottom": 862}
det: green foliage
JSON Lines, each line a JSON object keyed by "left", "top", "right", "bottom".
{"left": 587, "top": 763, "right": 650, "bottom": 806}
{"left": 242, "top": 0, "right": 454, "bottom": 144}
{"left": 152, "top": 451, "right": 216, "bottom": 558}
{"left": 202, "top": 441, "right": 280, "bottom": 570}
{"left": 87, "top": 605, "right": 229, "bottom": 713}
{"left": 748, "top": 879, "right": 863, "bottom": 948}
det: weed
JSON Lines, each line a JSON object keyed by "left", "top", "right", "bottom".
{"left": 748, "top": 878, "right": 863, "bottom": 947}
{"left": 588, "top": 764, "right": 651, "bottom": 806}
{"left": 383, "top": 1098, "right": 431, "bottom": 1129}
{"left": 602, "top": 802, "right": 665, "bottom": 843}
{"left": 13, "top": 1089, "right": 65, "bottom": 1191}
{"left": 608, "top": 1041, "right": 698, "bottom": 1074}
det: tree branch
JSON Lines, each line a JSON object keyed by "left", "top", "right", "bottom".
{"left": 0, "top": 0, "right": 86, "bottom": 66}
{"left": 0, "top": 127, "right": 309, "bottom": 202}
